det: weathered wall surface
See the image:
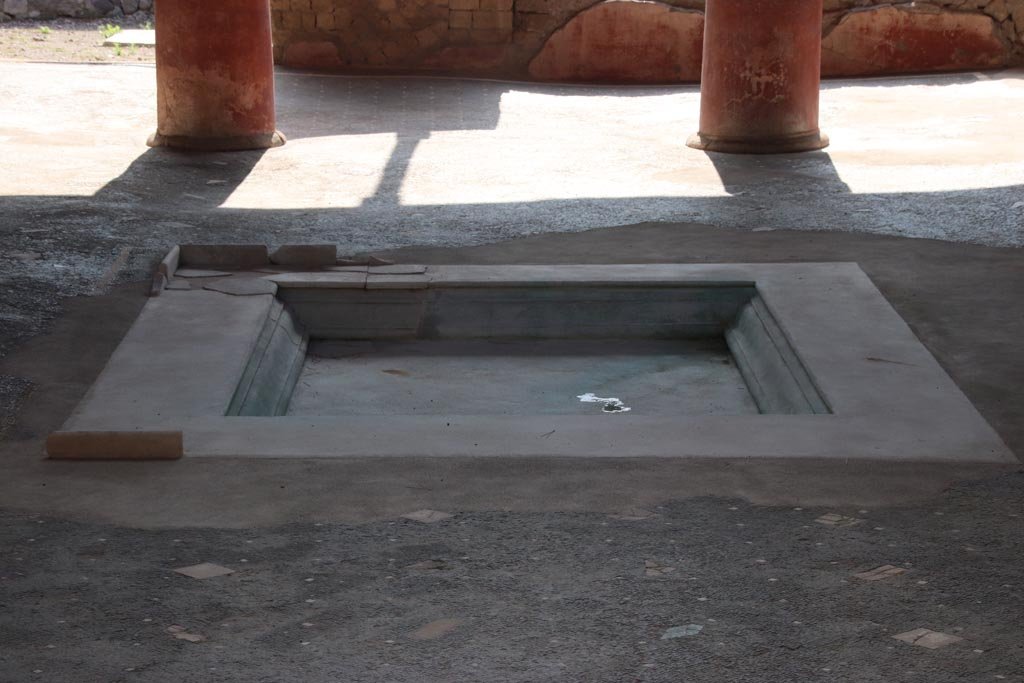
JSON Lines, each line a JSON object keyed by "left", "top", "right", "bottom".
{"left": 0, "top": 0, "right": 151, "bottom": 21}
{"left": 272, "top": 0, "right": 1024, "bottom": 82}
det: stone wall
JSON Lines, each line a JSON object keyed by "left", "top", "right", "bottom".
{"left": 272, "top": 0, "right": 1024, "bottom": 82}
{"left": 1, "top": 0, "right": 151, "bottom": 21}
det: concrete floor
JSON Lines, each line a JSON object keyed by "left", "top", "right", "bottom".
{"left": 0, "top": 62, "right": 1022, "bottom": 681}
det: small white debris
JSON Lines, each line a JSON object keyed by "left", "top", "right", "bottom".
{"left": 577, "top": 392, "right": 631, "bottom": 413}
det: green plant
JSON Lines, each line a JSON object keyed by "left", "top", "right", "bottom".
{"left": 113, "top": 45, "right": 122, "bottom": 57}
{"left": 142, "top": 21, "right": 153, "bottom": 30}
{"left": 38, "top": 26, "right": 51, "bottom": 35}
{"left": 100, "top": 23, "right": 121, "bottom": 39}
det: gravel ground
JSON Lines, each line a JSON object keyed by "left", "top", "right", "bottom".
{"left": 0, "top": 17, "right": 154, "bottom": 63}
{"left": 0, "top": 57, "right": 1020, "bottom": 682}
{"left": 1, "top": 474, "right": 1022, "bottom": 682}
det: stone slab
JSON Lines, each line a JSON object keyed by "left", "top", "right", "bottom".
{"left": 175, "top": 268, "right": 235, "bottom": 279}
{"left": 267, "top": 272, "right": 367, "bottom": 289}
{"left": 203, "top": 278, "right": 278, "bottom": 297}
{"left": 103, "top": 29, "right": 156, "bottom": 47}
{"left": 58, "top": 290, "right": 276, "bottom": 431}
{"left": 158, "top": 245, "right": 180, "bottom": 279}
{"left": 892, "top": 628, "right": 964, "bottom": 649}
{"left": 365, "top": 273, "right": 430, "bottom": 290}
{"left": 173, "top": 562, "right": 236, "bottom": 580}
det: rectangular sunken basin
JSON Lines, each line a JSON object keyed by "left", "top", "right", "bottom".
{"left": 47, "top": 252, "right": 1013, "bottom": 463}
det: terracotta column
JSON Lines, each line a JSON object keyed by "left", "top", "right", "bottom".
{"left": 148, "top": 0, "right": 284, "bottom": 151}
{"left": 687, "top": 0, "right": 827, "bottom": 154}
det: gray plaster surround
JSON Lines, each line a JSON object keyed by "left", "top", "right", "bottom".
{"left": 48, "top": 257, "right": 1014, "bottom": 463}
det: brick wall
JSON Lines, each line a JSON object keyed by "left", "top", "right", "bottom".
{"left": 270, "top": 0, "right": 1024, "bottom": 81}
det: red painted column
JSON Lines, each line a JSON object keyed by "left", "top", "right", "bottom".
{"left": 687, "top": 0, "right": 827, "bottom": 154}
{"left": 148, "top": 0, "right": 284, "bottom": 151}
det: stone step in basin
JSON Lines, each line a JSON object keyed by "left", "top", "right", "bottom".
{"left": 46, "top": 253, "right": 1014, "bottom": 463}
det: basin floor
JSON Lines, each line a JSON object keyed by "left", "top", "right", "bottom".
{"left": 287, "top": 339, "right": 758, "bottom": 416}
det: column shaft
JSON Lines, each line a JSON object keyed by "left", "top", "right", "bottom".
{"left": 149, "top": 0, "right": 284, "bottom": 151}
{"left": 688, "top": 0, "right": 827, "bottom": 154}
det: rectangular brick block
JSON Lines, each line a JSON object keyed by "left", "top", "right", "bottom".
{"left": 449, "top": 0, "right": 479, "bottom": 9}
{"left": 179, "top": 244, "right": 269, "bottom": 270}
{"left": 47, "top": 431, "right": 184, "bottom": 461}
{"left": 449, "top": 9, "right": 472, "bottom": 29}
{"left": 514, "top": 0, "right": 552, "bottom": 12}
{"left": 472, "top": 10, "right": 512, "bottom": 30}
{"left": 470, "top": 27, "right": 512, "bottom": 43}
{"left": 316, "top": 12, "right": 336, "bottom": 29}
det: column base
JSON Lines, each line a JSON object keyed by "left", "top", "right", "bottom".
{"left": 147, "top": 130, "right": 287, "bottom": 152}
{"left": 686, "top": 130, "right": 828, "bottom": 154}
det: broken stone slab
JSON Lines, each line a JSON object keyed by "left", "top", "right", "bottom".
{"left": 815, "top": 513, "right": 863, "bottom": 527}
{"left": 270, "top": 244, "right": 337, "bottom": 268}
{"left": 401, "top": 509, "right": 453, "bottom": 523}
{"left": 203, "top": 278, "right": 278, "bottom": 297}
{"left": 336, "top": 255, "right": 394, "bottom": 267}
{"left": 175, "top": 268, "right": 235, "bottom": 279}
{"left": 409, "top": 618, "right": 460, "bottom": 640}
{"left": 173, "top": 562, "right": 236, "bottom": 580}
{"left": 265, "top": 272, "right": 366, "bottom": 289}
{"left": 167, "top": 625, "right": 206, "bottom": 642}
{"left": 327, "top": 265, "right": 369, "bottom": 273}
{"left": 158, "top": 245, "right": 180, "bottom": 279}
{"left": 892, "top": 628, "right": 964, "bottom": 649}
{"left": 854, "top": 565, "right": 907, "bottom": 581}
{"left": 661, "top": 624, "right": 703, "bottom": 639}
{"left": 103, "top": 29, "right": 155, "bottom": 47}
{"left": 367, "top": 265, "right": 428, "bottom": 275}
{"left": 644, "top": 560, "right": 676, "bottom": 577}
{"left": 179, "top": 244, "right": 269, "bottom": 270}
